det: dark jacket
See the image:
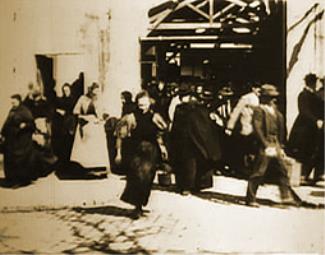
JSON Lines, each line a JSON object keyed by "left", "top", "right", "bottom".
{"left": 252, "top": 105, "right": 285, "bottom": 149}
{"left": 1, "top": 104, "right": 36, "bottom": 180}
{"left": 287, "top": 89, "right": 322, "bottom": 162}
{"left": 171, "top": 101, "right": 222, "bottom": 163}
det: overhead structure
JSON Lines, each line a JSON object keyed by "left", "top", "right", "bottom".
{"left": 140, "top": 0, "right": 286, "bottom": 113}
{"left": 142, "top": 0, "right": 275, "bottom": 45}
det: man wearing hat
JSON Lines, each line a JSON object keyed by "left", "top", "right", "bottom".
{"left": 246, "top": 84, "right": 299, "bottom": 207}
{"left": 168, "top": 82, "right": 193, "bottom": 124}
{"left": 287, "top": 73, "right": 324, "bottom": 184}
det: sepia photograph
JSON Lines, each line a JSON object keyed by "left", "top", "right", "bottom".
{"left": 0, "top": 0, "right": 324, "bottom": 254}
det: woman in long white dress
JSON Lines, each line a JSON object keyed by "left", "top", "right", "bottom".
{"left": 70, "top": 83, "right": 110, "bottom": 171}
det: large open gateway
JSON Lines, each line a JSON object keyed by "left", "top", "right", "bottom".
{"left": 140, "top": 0, "right": 286, "bottom": 113}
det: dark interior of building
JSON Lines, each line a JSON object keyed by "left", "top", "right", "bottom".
{"left": 141, "top": 0, "right": 286, "bottom": 114}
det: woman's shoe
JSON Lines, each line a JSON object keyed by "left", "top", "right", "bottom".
{"left": 246, "top": 201, "right": 259, "bottom": 208}
{"left": 180, "top": 190, "right": 191, "bottom": 196}
{"left": 130, "top": 209, "right": 142, "bottom": 220}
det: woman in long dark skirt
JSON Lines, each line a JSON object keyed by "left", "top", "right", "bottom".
{"left": 170, "top": 86, "right": 222, "bottom": 195}
{"left": 1, "top": 95, "right": 38, "bottom": 184}
{"left": 115, "top": 90, "right": 168, "bottom": 219}
{"left": 52, "top": 83, "right": 76, "bottom": 167}
{"left": 23, "top": 84, "right": 57, "bottom": 177}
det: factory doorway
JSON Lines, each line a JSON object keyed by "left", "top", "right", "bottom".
{"left": 140, "top": 0, "right": 286, "bottom": 115}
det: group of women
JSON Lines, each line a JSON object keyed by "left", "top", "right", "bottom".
{"left": 0, "top": 82, "right": 109, "bottom": 185}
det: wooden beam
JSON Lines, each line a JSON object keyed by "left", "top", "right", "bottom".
{"left": 150, "top": 0, "right": 201, "bottom": 29}
{"left": 140, "top": 35, "right": 219, "bottom": 42}
{"left": 154, "top": 21, "right": 258, "bottom": 31}
{"left": 166, "top": 51, "right": 179, "bottom": 63}
{"left": 209, "top": 0, "right": 214, "bottom": 24}
{"left": 154, "top": 22, "right": 222, "bottom": 30}
{"left": 187, "top": 3, "right": 210, "bottom": 20}
{"left": 213, "top": 3, "right": 236, "bottom": 20}
{"left": 225, "top": 0, "right": 247, "bottom": 7}
{"left": 151, "top": 8, "right": 175, "bottom": 29}
{"left": 148, "top": 0, "right": 178, "bottom": 18}
{"left": 196, "top": 0, "right": 208, "bottom": 9}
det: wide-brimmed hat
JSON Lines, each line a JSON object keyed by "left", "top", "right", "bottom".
{"left": 218, "top": 86, "right": 234, "bottom": 97}
{"left": 178, "top": 83, "right": 193, "bottom": 96}
{"left": 304, "top": 73, "right": 318, "bottom": 83}
{"left": 260, "top": 84, "right": 279, "bottom": 97}
{"left": 198, "top": 89, "right": 214, "bottom": 100}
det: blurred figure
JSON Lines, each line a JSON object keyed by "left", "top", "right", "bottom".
{"left": 195, "top": 85, "right": 204, "bottom": 104}
{"left": 226, "top": 82, "right": 261, "bottom": 136}
{"left": 115, "top": 90, "right": 168, "bottom": 219}
{"left": 149, "top": 81, "right": 171, "bottom": 121}
{"left": 225, "top": 82, "right": 261, "bottom": 177}
{"left": 23, "top": 84, "right": 51, "bottom": 120}
{"left": 70, "top": 83, "right": 110, "bottom": 171}
{"left": 23, "top": 83, "right": 57, "bottom": 176}
{"left": 23, "top": 83, "right": 52, "bottom": 144}
{"left": 168, "top": 85, "right": 182, "bottom": 124}
{"left": 287, "top": 74, "right": 324, "bottom": 184}
{"left": 52, "top": 83, "right": 76, "bottom": 167}
{"left": 216, "top": 85, "right": 234, "bottom": 123}
{"left": 121, "top": 90, "right": 136, "bottom": 117}
{"left": 314, "top": 77, "right": 324, "bottom": 182}
{"left": 0, "top": 95, "right": 37, "bottom": 185}
{"left": 107, "top": 90, "right": 136, "bottom": 174}
{"left": 170, "top": 83, "right": 222, "bottom": 195}
{"left": 246, "top": 84, "right": 299, "bottom": 207}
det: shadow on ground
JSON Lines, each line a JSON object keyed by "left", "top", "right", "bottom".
{"left": 55, "top": 162, "right": 107, "bottom": 180}
{"left": 72, "top": 205, "right": 133, "bottom": 218}
{"left": 152, "top": 183, "right": 325, "bottom": 209}
{"left": 47, "top": 206, "right": 159, "bottom": 254}
{"left": 0, "top": 178, "right": 33, "bottom": 189}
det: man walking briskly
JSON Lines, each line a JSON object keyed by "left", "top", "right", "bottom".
{"left": 245, "top": 84, "right": 299, "bottom": 207}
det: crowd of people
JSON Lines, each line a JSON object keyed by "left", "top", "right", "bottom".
{"left": 0, "top": 73, "right": 323, "bottom": 218}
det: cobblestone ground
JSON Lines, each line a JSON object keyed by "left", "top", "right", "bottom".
{"left": 0, "top": 170, "right": 324, "bottom": 254}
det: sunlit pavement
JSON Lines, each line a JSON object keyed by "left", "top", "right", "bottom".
{"left": 0, "top": 164, "right": 324, "bottom": 254}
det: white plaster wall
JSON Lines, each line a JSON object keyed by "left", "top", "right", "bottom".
{"left": 0, "top": 0, "right": 110, "bottom": 126}
{"left": 104, "top": 0, "right": 164, "bottom": 117}
{"left": 286, "top": 0, "right": 325, "bottom": 132}
{"left": 1, "top": 0, "right": 323, "bottom": 129}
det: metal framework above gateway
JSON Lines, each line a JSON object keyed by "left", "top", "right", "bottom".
{"left": 144, "top": 0, "right": 273, "bottom": 42}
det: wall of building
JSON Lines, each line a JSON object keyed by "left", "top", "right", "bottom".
{"left": 0, "top": 0, "right": 110, "bottom": 126}
{"left": 286, "top": 0, "right": 324, "bottom": 132}
{"left": 104, "top": 0, "right": 161, "bottom": 117}
{"left": 106, "top": 0, "right": 325, "bottom": 124}
{"left": 1, "top": 0, "right": 323, "bottom": 130}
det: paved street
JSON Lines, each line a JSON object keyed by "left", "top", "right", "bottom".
{"left": 0, "top": 159, "right": 324, "bottom": 254}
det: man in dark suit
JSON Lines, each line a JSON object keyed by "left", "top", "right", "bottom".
{"left": 245, "top": 84, "right": 299, "bottom": 207}
{"left": 287, "top": 73, "right": 324, "bottom": 184}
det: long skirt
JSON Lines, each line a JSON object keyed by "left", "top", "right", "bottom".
{"left": 174, "top": 140, "right": 213, "bottom": 192}
{"left": 70, "top": 122, "right": 110, "bottom": 168}
{"left": 33, "top": 117, "right": 58, "bottom": 177}
{"left": 52, "top": 113, "right": 76, "bottom": 164}
{"left": 3, "top": 133, "right": 38, "bottom": 182}
{"left": 121, "top": 141, "right": 158, "bottom": 207}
